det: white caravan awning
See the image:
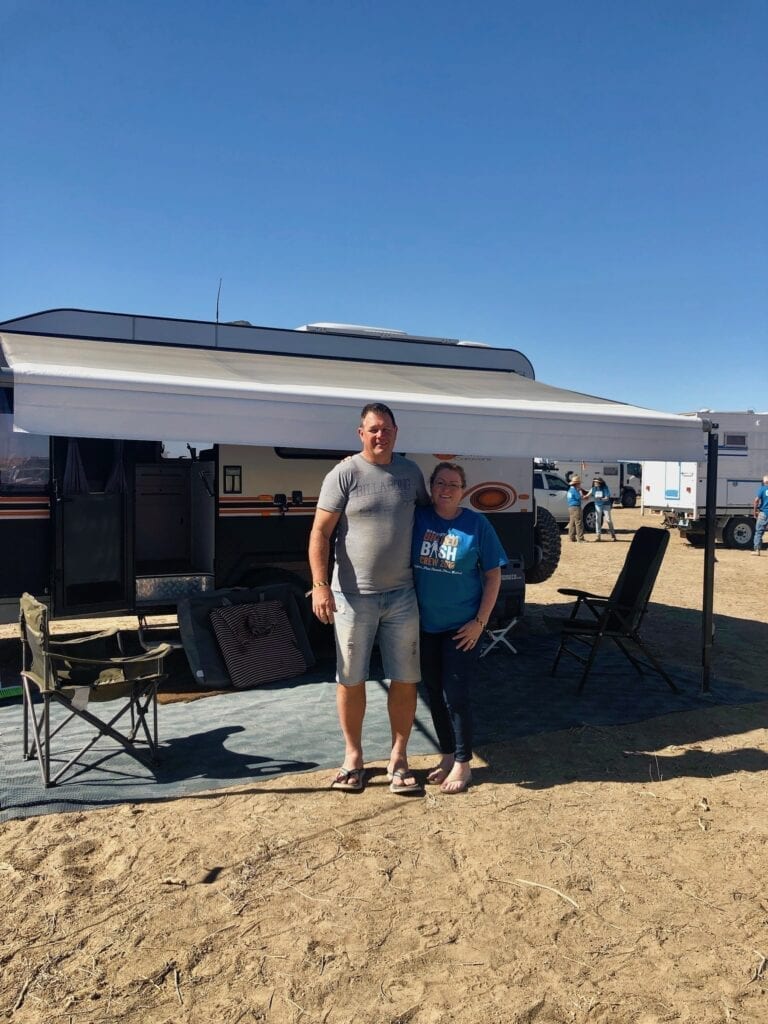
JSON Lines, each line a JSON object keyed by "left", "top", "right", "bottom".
{"left": 0, "top": 331, "right": 705, "bottom": 462}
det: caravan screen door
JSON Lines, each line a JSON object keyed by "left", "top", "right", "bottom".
{"left": 52, "top": 438, "right": 134, "bottom": 617}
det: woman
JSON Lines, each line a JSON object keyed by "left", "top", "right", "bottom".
{"left": 588, "top": 476, "right": 616, "bottom": 541}
{"left": 412, "top": 462, "right": 507, "bottom": 793}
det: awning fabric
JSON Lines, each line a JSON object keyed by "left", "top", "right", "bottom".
{"left": 0, "top": 331, "right": 705, "bottom": 461}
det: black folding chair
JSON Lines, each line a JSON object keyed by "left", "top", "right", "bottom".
{"left": 20, "top": 593, "right": 171, "bottom": 787}
{"left": 544, "top": 528, "right": 678, "bottom": 694}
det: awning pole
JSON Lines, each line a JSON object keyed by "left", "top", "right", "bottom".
{"left": 701, "top": 423, "right": 718, "bottom": 692}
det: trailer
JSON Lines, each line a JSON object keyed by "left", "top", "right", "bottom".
{"left": 642, "top": 411, "right": 768, "bottom": 549}
{"left": 0, "top": 311, "right": 550, "bottom": 626}
{"left": 555, "top": 461, "right": 642, "bottom": 508}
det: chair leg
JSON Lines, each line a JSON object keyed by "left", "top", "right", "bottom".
{"left": 614, "top": 639, "right": 645, "bottom": 677}
{"left": 576, "top": 637, "right": 604, "bottom": 694}
{"left": 551, "top": 638, "right": 566, "bottom": 676}
{"left": 633, "top": 637, "right": 679, "bottom": 693}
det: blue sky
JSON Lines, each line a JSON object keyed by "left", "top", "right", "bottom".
{"left": 2, "top": 0, "right": 765, "bottom": 413}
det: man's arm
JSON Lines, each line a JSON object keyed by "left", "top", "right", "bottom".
{"left": 309, "top": 508, "right": 341, "bottom": 622}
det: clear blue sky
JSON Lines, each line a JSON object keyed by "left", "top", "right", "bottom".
{"left": 2, "top": 0, "right": 765, "bottom": 413}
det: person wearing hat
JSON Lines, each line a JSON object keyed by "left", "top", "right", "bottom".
{"left": 566, "top": 474, "right": 586, "bottom": 542}
{"left": 588, "top": 476, "right": 617, "bottom": 541}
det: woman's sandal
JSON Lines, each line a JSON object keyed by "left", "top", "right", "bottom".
{"left": 330, "top": 767, "right": 365, "bottom": 792}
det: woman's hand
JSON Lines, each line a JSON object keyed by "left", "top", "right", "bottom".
{"left": 453, "top": 617, "right": 486, "bottom": 652}
{"left": 312, "top": 585, "right": 337, "bottom": 625}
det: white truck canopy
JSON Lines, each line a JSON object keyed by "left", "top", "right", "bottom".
{"left": 0, "top": 309, "right": 704, "bottom": 462}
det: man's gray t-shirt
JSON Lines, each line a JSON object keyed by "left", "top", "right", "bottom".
{"left": 317, "top": 453, "right": 428, "bottom": 594}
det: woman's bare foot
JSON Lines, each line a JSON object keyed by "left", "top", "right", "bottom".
{"left": 427, "top": 755, "right": 455, "bottom": 785}
{"left": 440, "top": 761, "right": 472, "bottom": 794}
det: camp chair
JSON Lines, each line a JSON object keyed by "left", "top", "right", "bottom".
{"left": 544, "top": 527, "right": 678, "bottom": 694}
{"left": 19, "top": 593, "right": 171, "bottom": 787}
{"left": 480, "top": 562, "right": 525, "bottom": 658}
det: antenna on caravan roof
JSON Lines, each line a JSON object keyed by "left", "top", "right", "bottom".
{"left": 215, "top": 278, "right": 222, "bottom": 324}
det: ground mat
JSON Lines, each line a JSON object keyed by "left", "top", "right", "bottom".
{"left": 1, "top": 634, "right": 764, "bottom": 822}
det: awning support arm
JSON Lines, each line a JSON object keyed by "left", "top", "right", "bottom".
{"left": 701, "top": 421, "right": 718, "bottom": 693}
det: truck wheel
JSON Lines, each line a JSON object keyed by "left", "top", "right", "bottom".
{"left": 582, "top": 502, "right": 597, "bottom": 533}
{"left": 525, "top": 506, "right": 561, "bottom": 584}
{"left": 722, "top": 517, "right": 756, "bottom": 550}
{"left": 621, "top": 488, "right": 637, "bottom": 508}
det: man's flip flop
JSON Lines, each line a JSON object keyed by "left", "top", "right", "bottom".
{"left": 388, "top": 769, "right": 424, "bottom": 796}
{"left": 330, "top": 767, "right": 365, "bottom": 792}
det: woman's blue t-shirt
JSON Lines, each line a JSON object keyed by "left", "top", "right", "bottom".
{"left": 412, "top": 506, "right": 507, "bottom": 634}
{"left": 589, "top": 484, "right": 611, "bottom": 509}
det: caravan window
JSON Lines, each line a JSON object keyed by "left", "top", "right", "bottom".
{"left": 723, "top": 433, "right": 747, "bottom": 449}
{"left": 0, "top": 388, "right": 50, "bottom": 493}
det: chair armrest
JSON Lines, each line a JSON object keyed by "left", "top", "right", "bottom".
{"left": 557, "top": 588, "right": 609, "bottom": 600}
{"left": 45, "top": 643, "right": 173, "bottom": 668}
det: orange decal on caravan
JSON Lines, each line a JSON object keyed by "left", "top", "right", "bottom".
{"left": 463, "top": 482, "right": 518, "bottom": 512}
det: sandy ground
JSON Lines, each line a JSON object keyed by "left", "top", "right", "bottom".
{"left": 2, "top": 509, "right": 768, "bottom": 1024}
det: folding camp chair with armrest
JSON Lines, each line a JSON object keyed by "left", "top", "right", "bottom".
{"left": 20, "top": 593, "right": 172, "bottom": 787}
{"left": 480, "top": 559, "right": 525, "bottom": 658}
{"left": 544, "top": 527, "right": 678, "bottom": 694}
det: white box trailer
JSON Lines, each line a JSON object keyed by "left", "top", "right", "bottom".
{"left": 642, "top": 411, "right": 768, "bottom": 549}
{"left": 555, "top": 461, "right": 642, "bottom": 508}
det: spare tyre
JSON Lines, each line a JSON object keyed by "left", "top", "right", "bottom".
{"left": 525, "top": 506, "right": 561, "bottom": 583}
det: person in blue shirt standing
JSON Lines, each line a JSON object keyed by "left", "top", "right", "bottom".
{"left": 412, "top": 462, "right": 507, "bottom": 793}
{"left": 588, "top": 476, "right": 617, "bottom": 541}
{"left": 566, "top": 474, "right": 585, "bottom": 542}
{"left": 752, "top": 474, "right": 768, "bottom": 555}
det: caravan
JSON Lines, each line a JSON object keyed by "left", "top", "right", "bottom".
{"left": 642, "top": 411, "right": 768, "bottom": 549}
{"left": 0, "top": 310, "right": 556, "bottom": 625}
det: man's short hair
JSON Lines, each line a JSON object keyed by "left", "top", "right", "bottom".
{"left": 360, "top": 402, "right": 397, "bottom": 428}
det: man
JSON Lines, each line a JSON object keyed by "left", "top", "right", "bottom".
{"left": 752, "top": 474, "right": 768, "bottom": 555}
{"left": 566, "top": 474, "right": 585, "bottom": 542}
{"left": 309, "top": 403, "right": 428, "bottom": 794}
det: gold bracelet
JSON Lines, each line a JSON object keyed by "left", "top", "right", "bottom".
{"left": 313, "top": 581, "right": 330, "bottom": 588}
{"left": 475, "top": 616, "right": 487, "bottom": 629}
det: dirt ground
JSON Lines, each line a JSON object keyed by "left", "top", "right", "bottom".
{"left": 2, "top": 509, "right": 768, "bottom": 1024}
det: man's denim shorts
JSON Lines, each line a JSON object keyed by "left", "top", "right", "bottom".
{"left": 332, "top": 586, "right": 420, "bottom": 686}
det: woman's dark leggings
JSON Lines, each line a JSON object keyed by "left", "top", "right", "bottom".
{"left": 419, "top": 629, "right": 480, "bottom": 763}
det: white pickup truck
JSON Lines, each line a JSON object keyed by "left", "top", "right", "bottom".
{"left": 533, "top": 467, "right": 598, "bottom": 533}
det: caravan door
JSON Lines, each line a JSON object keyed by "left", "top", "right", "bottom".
{"left": 52, "top": 437, "right": 135, "bottom": 617}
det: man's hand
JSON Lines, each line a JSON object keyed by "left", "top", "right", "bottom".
{"left": 312, "top": 585, "right": 337, "bottom": 624}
